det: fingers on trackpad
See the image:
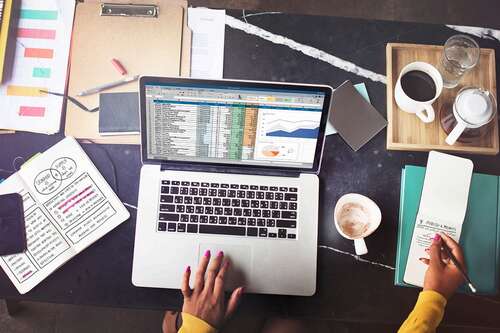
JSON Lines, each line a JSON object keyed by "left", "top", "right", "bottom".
{"left": 198, "top": 243, "right": 252, "bottom": 290}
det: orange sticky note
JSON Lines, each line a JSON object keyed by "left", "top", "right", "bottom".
{"left": 24, "top": 48, "right": 54, "bottom": 59}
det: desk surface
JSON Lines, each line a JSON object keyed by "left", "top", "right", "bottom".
{"left": 1, "top": 10, "right": 500, "bottom": 329}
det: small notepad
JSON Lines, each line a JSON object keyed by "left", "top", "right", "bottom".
{"left": 330, "top": 81, "right": 387, "bottom": 151}
{"left": 404, "top": 151, "right": 473, "bottom": 287}
{"left": 99, "top": 92, "right": 140, "bottom": 136}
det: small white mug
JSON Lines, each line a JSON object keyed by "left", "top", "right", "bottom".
{"left": 334, "top": 193, "right": 382, "bottom": 256}
{"left": 395, "top": 61, "right": 443, "bottom": 123}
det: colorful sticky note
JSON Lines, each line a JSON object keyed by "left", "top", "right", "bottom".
{"left": 20, "top": 9, "right": 58, "bottom": 20}
{"left": 18, "top": 28, "right": 56, "bottom": 40}
{"left": 19, "top": 106, "right": 45, "bottom": 117}
{"left": 7, "top": 85, "right": 47, "bottom": 97}
{"left": 32, "top": 68, "right": 51, "bottom": 78}
{"left": 24, "top": 48, "right": 54, "bottom": 59}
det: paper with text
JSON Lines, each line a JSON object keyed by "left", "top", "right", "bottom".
{"left": 188, "top": 8, "right": 225, "bottom": 79}
{"left": 0, "top": 137, "right": 129, "bottom": 294}
{"left": 404, "top": 151, "right": 473, "bottom": 287}
{"left": 0, "top": 0, "right": 75, "bottom": 134}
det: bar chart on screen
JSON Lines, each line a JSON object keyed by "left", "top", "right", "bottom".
{"left": 0, "top": 0, "right": 75, "bottom": 134}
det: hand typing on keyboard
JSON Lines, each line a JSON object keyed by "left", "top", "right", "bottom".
{"left": 173, "top": 250, "right": 244, "bottom": 331}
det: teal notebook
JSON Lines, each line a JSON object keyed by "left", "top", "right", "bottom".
{"left": 395, "top": 165, "right": 500, "bottom": 295}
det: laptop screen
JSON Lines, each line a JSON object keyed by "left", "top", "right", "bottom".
{"left": 143, "top": 80, "right": 329, "bottom": 170}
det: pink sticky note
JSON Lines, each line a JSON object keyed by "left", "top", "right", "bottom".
{"left": 17, "top": 28, "right": 56, "bottom": 40}
{"left": 19, "top": 106, "right": 45, "bottom": 117}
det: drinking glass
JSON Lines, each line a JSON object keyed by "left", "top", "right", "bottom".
{"left": 438, "top": 35, "right": 480, "bottom": 88}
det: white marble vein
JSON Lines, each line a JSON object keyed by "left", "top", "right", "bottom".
{"left": 225, "top": 15, "right": 387, "bottom": 84}
{"left": 447, "top": 25, "right": 500, "bottom": 42}
{"left": 318, "top": 245, "right": 395, "bottom": 270}
{"left": 241, "top": 11, "right": 283, "bottom": 19}
{"left": 123, "top": 202, "right": 137, "bottom": 210}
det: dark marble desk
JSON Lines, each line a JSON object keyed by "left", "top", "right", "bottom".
{"left": 1, "top": 10, "right": 500, "bottom": 329}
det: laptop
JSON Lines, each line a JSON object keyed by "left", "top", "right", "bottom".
{"left": 132, "top": 76, "right": 332, "bottom": 296}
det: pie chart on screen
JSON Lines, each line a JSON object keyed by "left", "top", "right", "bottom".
{"left": 261, "top": 145, "right": 281, "bottom": 157}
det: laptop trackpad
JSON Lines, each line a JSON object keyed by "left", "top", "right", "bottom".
{"left": 198, "top": 243, "right": 252, "bottom": 291}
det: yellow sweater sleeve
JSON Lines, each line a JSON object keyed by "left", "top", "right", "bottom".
{"left": 178, "top": 313, "right": 217, "bottom": 333}
{"left": 398, "top": 290, "right": 447, "bottom": 333}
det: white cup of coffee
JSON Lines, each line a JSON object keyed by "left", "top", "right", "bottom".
{"left": 334, "top": 193, "right": 381, "bottom": 256}
{"left": 395, "top": 61, "right": 443, "bottom": 123}
{"left": 445, "top": 87, "right": 497, "bottom": 145}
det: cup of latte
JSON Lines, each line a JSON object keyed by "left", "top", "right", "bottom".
{"left": 334, "top": 193, "right": 382, "bottom": 256}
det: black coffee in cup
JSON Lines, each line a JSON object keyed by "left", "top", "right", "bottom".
{"left": 401, "top": 70, "right": 437, "bottom": 102}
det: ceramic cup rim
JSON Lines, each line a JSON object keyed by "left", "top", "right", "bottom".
{"left": 333, "top": 193, "right": 382, "bottom": 240}
{"left": 397, "top": 61, "right": 443, "bottom": 104}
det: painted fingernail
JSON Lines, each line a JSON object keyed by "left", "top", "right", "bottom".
{"left": 239, "top": 287, "right": 245, "bottom": 294}
{"left": 433, "top": 234, "right": 441, "bottom": 242}
{"left": 217, "top": 250, "right": 224, "bottom": 257}
{"left": 204, "top": 250, "right": 211, "bottom": 257}
{"left": 185, "top": 266, "right": 191, "bottom": 273}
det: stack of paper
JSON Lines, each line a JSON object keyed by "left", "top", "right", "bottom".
{"left": 0, "top": 0, "right": 75, "bottom": 134}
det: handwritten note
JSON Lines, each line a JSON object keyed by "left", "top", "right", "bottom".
{"left": 0, "top": 137, "right": 129, "bottom": 294}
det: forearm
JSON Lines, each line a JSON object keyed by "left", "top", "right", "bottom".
{"left": 398, "top": 290, "right": 447, "bottom": 333}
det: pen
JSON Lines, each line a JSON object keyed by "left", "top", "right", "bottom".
{"left": 77, "top": 75, "right": 139, "bottom": 97}
{"left": 441, "top": 240, "right": 477, "bottom": 293}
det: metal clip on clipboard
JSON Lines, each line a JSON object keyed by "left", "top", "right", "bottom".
{"left": 100, "top": 3, "right": 158, "bottom": 17}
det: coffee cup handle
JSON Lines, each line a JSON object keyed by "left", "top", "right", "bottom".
{"left": 416, "top": 105, "right": 435, "bottom": 123}
{"left": 354, "top": 238, "right": 368, "bottom": 256}
{"left": 445, "top": 122, "right": 467, "bottom": 145}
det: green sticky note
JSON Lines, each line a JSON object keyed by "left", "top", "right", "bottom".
{"left": 20, "top": 9, "right": 58, "bottom": 20}
{"left": 33, "top": 68, "right": 51, "bottom": 78}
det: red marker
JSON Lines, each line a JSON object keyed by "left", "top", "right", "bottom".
{"left": 111, "top": 58, "right": 127, "bottom": 75}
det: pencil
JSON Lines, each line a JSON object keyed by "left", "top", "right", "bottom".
{"left": 77, "top": 75, "right": 139, "bottom": 96}
{"left": 441, "top": 241, "right": 477, "bottom": 293}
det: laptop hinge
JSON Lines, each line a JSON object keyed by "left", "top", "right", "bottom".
{"left": 159, "top": 163, "right": 301, "bottom": 178}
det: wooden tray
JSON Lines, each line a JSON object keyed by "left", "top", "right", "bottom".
{"left": 386, "top": 43, "right": 498, "bottom": 155}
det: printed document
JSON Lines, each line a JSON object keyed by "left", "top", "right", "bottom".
{"left": 188, "top": 8, "right": 225, "bottom": 79}
{"left": 0, "top": 0, "right": 75, "bottom": 134}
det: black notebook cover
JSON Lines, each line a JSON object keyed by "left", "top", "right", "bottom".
{"left": 0, "top": 193, "right": 27, "bottom": 256}
{"left": 99, "top": 92, "right": 140, "bottom": 135}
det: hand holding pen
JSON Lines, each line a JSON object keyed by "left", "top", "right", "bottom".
{"left": 420, "top": 233, "right": 475, "bottom": 299}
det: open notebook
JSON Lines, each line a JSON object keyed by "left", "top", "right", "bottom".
{"left": 0, "top": 137, "right": 129, "bottom": 294}
{"left": 396, "top": 165, "right": 500, "bottom": 294}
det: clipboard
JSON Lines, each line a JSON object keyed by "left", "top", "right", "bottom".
{"left": 65, "top": 0, "right": 191, "bottom": 144}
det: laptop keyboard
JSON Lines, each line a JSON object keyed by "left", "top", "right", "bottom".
{"left": 156, "top": 180, "right": 298, "bottom": 240}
